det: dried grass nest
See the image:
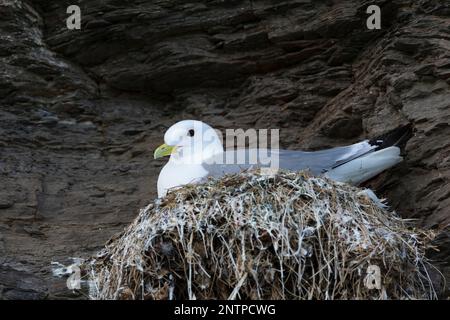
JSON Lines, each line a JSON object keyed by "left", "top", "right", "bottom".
{"left": 84, "top": 170, "right": 439, "bottom": 300}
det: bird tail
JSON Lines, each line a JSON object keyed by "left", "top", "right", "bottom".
{"left": 369, "top": 123, "right": 413, "bottom": 151}
{"left": 324, "top": 146, "right": 403, "bottom": 185}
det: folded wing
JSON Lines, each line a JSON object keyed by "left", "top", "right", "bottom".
{"left": 202, "top": 140, "right": 378, "bottom": 178}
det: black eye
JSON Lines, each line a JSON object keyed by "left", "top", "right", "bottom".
{"left": 188, "top": 129, "right": 195, "bottom": 137}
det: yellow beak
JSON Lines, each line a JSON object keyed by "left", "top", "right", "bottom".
{"left": 154, "top": 143, "right": 176, "bottom": 159}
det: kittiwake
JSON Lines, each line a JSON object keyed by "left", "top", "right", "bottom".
{"left": 154, "top": 120, "right": 410, "bottom": 198}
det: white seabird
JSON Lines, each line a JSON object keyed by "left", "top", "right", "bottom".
{"left": 154, "top": 120, "right": 409, "bottom": 198}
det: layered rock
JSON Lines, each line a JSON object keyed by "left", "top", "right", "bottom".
{"left": 0, "top": 0, "right": 449, "bottom": 299}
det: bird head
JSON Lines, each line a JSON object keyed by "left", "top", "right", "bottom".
{"left": 154, "top": 120, "right": 223, "bottom": 164}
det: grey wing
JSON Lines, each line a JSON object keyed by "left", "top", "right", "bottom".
{"left": 277, "top": 140, "right": 376, "bottom": 174}
{"left": 202, "top": 140, "right": 376, "bottom": 177}
{"left": 201, "top": 149, "right": 260, "bottom": 178}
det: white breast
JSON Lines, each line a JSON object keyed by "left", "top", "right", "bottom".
{"left": 157, "top": 162, "right": 209, "bottom": 198}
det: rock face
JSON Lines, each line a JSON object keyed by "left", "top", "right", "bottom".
{"left": 0, "top": 0, "right": 449, "bottom": 299}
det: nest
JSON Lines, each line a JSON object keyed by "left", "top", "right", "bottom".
{"left": 84, "top": 170, "right": 439, "bottom": 300}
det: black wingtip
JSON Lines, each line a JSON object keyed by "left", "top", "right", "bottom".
{"left": 369, "top": 123, "right": 414, "bottom": 151}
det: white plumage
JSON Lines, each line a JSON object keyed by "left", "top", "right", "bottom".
{"left": 154, "top": 120, "right": 404, "bottom": 198}
{"left": 325, "top": 147, "right": 403, "bottom": 185}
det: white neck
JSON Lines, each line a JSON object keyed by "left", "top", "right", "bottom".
{"left": 169, "top": 141, "right": 223, "bottom": 165}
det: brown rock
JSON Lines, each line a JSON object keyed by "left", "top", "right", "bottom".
{"left": 1, "top": 0, "right": 449, "bottom": 299}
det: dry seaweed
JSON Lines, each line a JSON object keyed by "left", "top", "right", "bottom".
{"left": 84, "top": 170, "right": 438, "bottom": 300}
